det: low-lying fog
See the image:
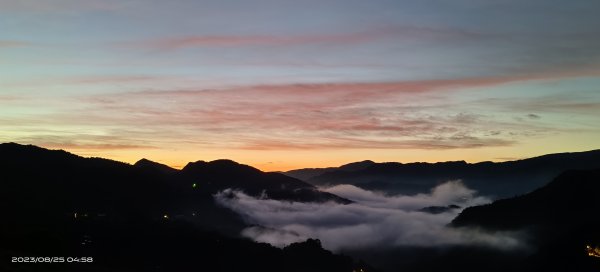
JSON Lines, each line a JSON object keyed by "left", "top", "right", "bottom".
{"left": 215, "top": 181, "right": 523, "bottom": 251}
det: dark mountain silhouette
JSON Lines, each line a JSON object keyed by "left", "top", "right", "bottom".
{"left": 0, "top": 143, "right": 347, "bottom": 213}
{"left": 134, "top": 158, "right": 179, "bottom": 174}
{"left": 179, "top": 159, "right": 350, "bottom": 203}
{"left": 285, "top": 150, "right": 600, "bottom": 198}
{"left": 0, "top": 142, "right": 348, "bottom": 235}
{"left": 341, "top": 169, "right": 600, "bottom": 272}
{"left": 0, "top": 142, "right": 368, "bottom": 272}
{"left": 452, "top": 168, "right": 600, "bottom": 229}
{"left": 450, "top": 168, "right": 600, "bottom": 271}
{"left": 285, "top": 160, "right": 375, "bottom": 181}
{"left": 1, "top": 218, "right": 379, "bottom": 272}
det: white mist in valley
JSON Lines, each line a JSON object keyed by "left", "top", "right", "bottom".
{"left": 214, "top": 181, "right": 523, "bottom": 251}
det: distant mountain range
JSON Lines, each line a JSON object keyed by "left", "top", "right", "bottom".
{"left": 284, "top": 160, "right": 376, "bottom": 181}
{"left": 284, "top": 150, "right": 600, "bottom": 198}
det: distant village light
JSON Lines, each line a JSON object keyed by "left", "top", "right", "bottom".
{"left": 192, "top": 183, "right": 197, "bottom": 188}
{"left": 587, "top": 245, "right": 600, "bottom": 258}
{"left": 163, "top": 214, "right": 169, "bottom": 219}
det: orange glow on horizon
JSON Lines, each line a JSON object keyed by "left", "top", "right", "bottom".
{"left": 30, "top": 139, "right": 600, "bottom": 172}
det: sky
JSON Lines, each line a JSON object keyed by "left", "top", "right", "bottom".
{"left": 1, "top": 0, "right": 600, "bottom": 171}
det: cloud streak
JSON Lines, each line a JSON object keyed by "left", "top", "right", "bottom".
{"left": 61, "top": 77, "right": 531, "bottom": 150}
{"left": 133, "top": 25, "right": 484, "bottom": 51}
{"left": 3, "top": 73, "right": 595, "bottom": 161}
{"left": 214, "top": 181, "right": 523, "bottom": 251}
{"left": 0, "top": 0, "right": 125, "bottom": 12}
{"left": 4, "top": 75, "right": 573, "bottom": 154}
{"left": 0, "top": 40, "right": 29, "bottom": 47}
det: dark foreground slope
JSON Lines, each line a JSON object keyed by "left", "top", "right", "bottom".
{"left": 0, "top": 143, "right": 368, "bottom": 272}
{"left": 452, "top": 169, "right": 600, "bottom": 271}
{"left": 453, "top": 169, "right": 600, "bottom": 229}
{"left": 1, "top": 218, "right": 377, "bottom": 272}
{"left": 286, "top": 150, "right": 600, "bottom": 198}
{"left": 341, "top": 169, "right": 600, "bottom": 272}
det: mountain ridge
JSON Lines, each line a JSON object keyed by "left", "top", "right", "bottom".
{"left": 0, "top": 142, "right": 349, "bottom": 227}
{"left": 452, "top": 168, "right": 600, "bottom": 230}
{"left": 284, "top": 149, "right": 600, "bottom": 198}
{"left": 448, "top": 168, "right": 600, "bottom": 271}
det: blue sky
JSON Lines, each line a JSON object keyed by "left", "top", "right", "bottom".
{"left": 1, "top": 0, "right": 600, "bottom": 170}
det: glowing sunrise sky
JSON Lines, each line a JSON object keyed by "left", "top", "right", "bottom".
{"left": 1, "top": 0, "right": 600, "bottom": 171}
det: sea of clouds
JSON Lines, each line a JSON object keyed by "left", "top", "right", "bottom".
{"left": 214, "top": 181, "right": 523, "bottom": 251}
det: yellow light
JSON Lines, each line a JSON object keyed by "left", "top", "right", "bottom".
{"left": 586, "top": 245, "right": 600, "bottom": 258}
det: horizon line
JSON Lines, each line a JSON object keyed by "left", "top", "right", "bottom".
{"left": 3, "top": 142, "right": 599, "bottom": 172}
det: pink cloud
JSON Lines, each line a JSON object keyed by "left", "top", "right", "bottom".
{"left": 133, "top": 25, "right": 484, "bottom": 50}
{"left": 237, "top": 137, "right": 514, "bottom": 151}
{"left": 61, "top": 75, "right": 162, "bottom": 85}
{"left": 0, "top": 95, "right": 23, "bottom": 101}
{"left": 44, "top": 76, "right": 537, "bottom": 150}
{"left": 34, "top": 142, "right": 154, "bottom": 151}
{"left": 0, "top": 40, "right": 29, "bottom": 47}
{"left": 13, "top": 134, "right": 158, "bottom": 153}
{"left": 140, "top": 33, "right": 373, "bottom": 50}
{"left": 7, "top": 74, "right": 574, "bottom": 152}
